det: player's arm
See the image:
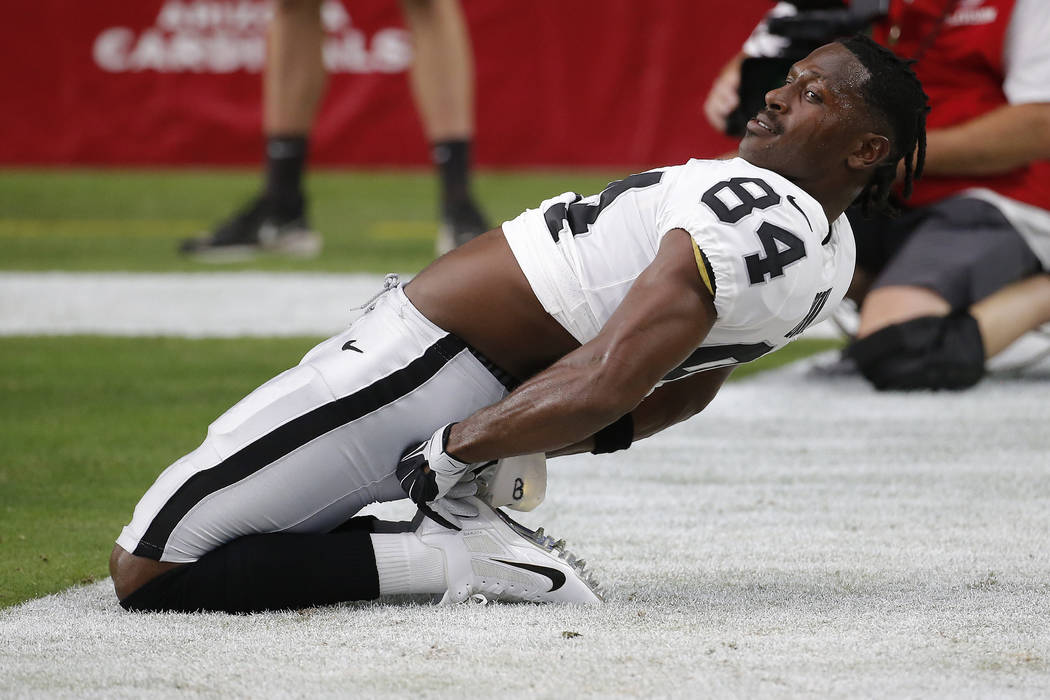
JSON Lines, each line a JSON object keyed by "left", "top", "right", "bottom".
{"left": 919, "top": 103, "right": 1050, "bottom": 176}
{"left": 547, "top": 366, "right": 733, "bottom": 457}
{"left": 444, "top": 228, "right": 717, "bottom": 463}
{"left": 923, "top": 0, "right": 1050, "bottom": 176}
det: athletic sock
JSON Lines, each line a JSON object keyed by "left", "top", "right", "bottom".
{"left": 264, "top": 134, "right": 308, "bottom": 220}
{"left": 120, "top": 531, "right": 379, "bottom": 613}
{"left": 370, "top": 532, "right": 447, "bottom": 596}
{"left": 432, "top": 139, "right": 473, "bottom": 213}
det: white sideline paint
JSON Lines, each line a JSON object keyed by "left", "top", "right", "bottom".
{"left": 0, "top": 272, "right": 393, "bottom": 338}
{"left": 5, "top": 271, "right": 1050, "bottom": 370}
{"left": 0, "top": 271, "right": 848, "bottom": 339}
{"left": 2, "top": 358, "right": 1049, "bottom": 697}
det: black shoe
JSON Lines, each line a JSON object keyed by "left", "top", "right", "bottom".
{"left": 179, "top": 196, "right": 321, "bottom": 262}
{"left": 435, "top": 198, "right": 489, "bottom": 255}
{"left": 808, "top": 351, "right": 860, "bottom": 377}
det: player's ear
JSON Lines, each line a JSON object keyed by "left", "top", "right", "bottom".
{"left": 848, "top": 132, "right": 891, "bottom": 171}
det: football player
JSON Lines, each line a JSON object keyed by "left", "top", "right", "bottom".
{"left": 111, "top": 35, "right": 928, "bottom": 613}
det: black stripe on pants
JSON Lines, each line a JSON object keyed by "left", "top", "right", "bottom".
{"left": 134, "top": 334, "right": 467, "bottom": 559}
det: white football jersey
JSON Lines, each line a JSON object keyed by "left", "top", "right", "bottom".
{"left": 502, "top": 157, "right": 856, "bottom": 383}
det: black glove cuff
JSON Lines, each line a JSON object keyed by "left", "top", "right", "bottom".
{"left": 441, "top": 422, "right": 469, "bottom": 463}
{"left": 590, "top": 413, "right": 634, "bottom": 454}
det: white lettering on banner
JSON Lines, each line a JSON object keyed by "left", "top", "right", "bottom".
{"left": 946, "top": 8, "right": 997, "bottom": 26}
{"left": 93, "top": 0, "right": 411, "bottom": 74}
{"left": 947, "top": 0, "right": 997, "bottom": 26}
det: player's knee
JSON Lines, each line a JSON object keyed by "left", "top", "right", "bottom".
{"left": 109, "top": 545, "right": 145, "bottom": 601}
{"left": 109, "top": 544, "right": 180, "bottom": 603}
{"left": 109, "top": 544, "right": 122, "bottom": 586}
{"left": 846, "top": 311, "right": 985, "bottom": 390}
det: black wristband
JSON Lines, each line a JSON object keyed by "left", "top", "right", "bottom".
{"left": 590, "top": 413, "right": 634, "bottom": 454}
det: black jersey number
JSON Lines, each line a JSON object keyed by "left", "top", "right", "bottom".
{"left": 701, "top": 177, "right": 807, "bottom": 286}
{"left": 744, "top": 222, "right": 806, "bottom": 285}
{"left": 662, "top": 341, "right": 775, "bottom": 382}
{"left": 700, "top": 177, "right": 780, "bottom": 223}
{"left": 544, "top": 171, "right": 663, "bottom": 242}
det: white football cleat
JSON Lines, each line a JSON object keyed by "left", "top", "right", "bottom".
{"left": 415, "top": 497, "right": 603, "bottom": 605}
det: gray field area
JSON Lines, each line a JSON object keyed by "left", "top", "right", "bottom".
{"left": 0, "top": 271, "right": 391, "bottom": 337}
{"left": 3, "top": 350, "right": 1049, "bottom": 698}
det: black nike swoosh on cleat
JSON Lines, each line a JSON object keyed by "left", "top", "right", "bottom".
{"left": 342, "top": 340, "right": 363, "bottom": 353}
{"left": 493, "top": 559, "right": 566, "bottom": 592}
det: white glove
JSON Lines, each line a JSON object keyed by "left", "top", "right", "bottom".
{"left": 443, "top": 474, "right": 479, "bottom": 518}
{"left": 396, "top": 424, "right": 475, "bottom": 507}
{"left": 419, "top": 490, "right": 479, "bottom": 530}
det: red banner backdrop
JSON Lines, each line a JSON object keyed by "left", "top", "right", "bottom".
{"left": 2, "top": 1, "right": 769, "bottom": 168}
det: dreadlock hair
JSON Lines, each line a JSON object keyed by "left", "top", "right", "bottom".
{"left": 838, "top": 33, "right": 930, "bottom": 217}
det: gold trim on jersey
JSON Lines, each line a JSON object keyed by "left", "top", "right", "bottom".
{"left": 691, "top": 237, "right": 715, "bottom": 297}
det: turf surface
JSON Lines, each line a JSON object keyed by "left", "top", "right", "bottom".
{"left": 4, "top": 358, "right": 1049, "bottom": 697}
{"left": 0, "top": 335, "right": 840, "bottom": 609}
{"left": 0, "top": 169, "right": 621, "bottom": 272}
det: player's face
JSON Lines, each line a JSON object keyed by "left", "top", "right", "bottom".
{"left": 738, "top": 44, "right": 872, "bottom": 181}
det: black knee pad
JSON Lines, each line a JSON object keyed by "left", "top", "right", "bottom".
{"left": 329, "top": 514, "right": 378, "bottom": 533}
{"left": 847, "top": 311, "right": 985, "bottom": 390}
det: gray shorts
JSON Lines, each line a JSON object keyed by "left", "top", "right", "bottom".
{"left": 856, "top": 197, "right": 1041, "bottom": 309}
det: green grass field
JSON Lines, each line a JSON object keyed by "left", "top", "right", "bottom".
{"left": 0, "top": 169, "right": 621, "bottom": 273}
{"left": 0, "top": 169, "right": 842, "bottom": 609}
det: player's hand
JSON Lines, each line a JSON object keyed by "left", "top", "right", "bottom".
{"left": 418, "top": 490, "right": 479, "bottom": 531}
{"left": 703, "top": 53, "right": 745, "bottom": 134}
{"left": 446, "top": 472, "right": 480, "bottom": 501}
{"left": 396, "top": 424, "right": 474, "bottom": 507}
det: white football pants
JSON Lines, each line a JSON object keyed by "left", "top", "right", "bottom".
{"left": 117, "top": 284, "right": 512, "bottom": 562}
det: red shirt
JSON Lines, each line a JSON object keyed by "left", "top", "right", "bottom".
{"left": 874, "top": 0, "right": 1050, "bottom": 210}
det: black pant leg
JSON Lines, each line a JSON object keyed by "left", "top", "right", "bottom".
{"left": 120, "top": 530, "right": 380, "bottom": 613}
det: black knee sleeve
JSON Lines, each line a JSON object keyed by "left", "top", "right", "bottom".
{"left": 329, "top": 514, "right": 378, "bottom": 533}
{"left": 847, "top": 311, "right": 985, "bottom": 390}
{"left": 120, "top": 531, "right": 380, "bottom": 613}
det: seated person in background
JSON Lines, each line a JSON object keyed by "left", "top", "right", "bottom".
{"left": 704, "top": 0, "right": 1050, "bottom": 390}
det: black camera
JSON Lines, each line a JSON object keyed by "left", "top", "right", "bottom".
{"left": 724, "top": 0, "right": 890, "bottom": 136}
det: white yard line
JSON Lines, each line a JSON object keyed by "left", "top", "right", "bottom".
{"left": 0, "top": 271, "right": 851, "bottom": 339}
{"left": 0, "top": 271, "right": 392, "bottom": 337}
{"left": 6, "top": 270, "right": 1050, "bottom": 382}
{"left": 5, "top": 271, "right": 1050, "bottom": 373}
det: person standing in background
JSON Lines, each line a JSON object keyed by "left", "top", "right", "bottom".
{"left": 180, "top": 0, "right": 488, "bottom": 262}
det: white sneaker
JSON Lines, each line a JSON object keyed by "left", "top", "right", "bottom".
{"left": 416, "top": 497, "right": 603, "bottom": 605}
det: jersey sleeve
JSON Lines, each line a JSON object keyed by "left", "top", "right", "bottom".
{"left": 741, "top": 2, "right": 797, "bottom": 58}
{"left": 656, "top": 161, "right": 821, "bottom": 332}
{"left": 1004, "top": 0, "right": 1050, "bottom": 104}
